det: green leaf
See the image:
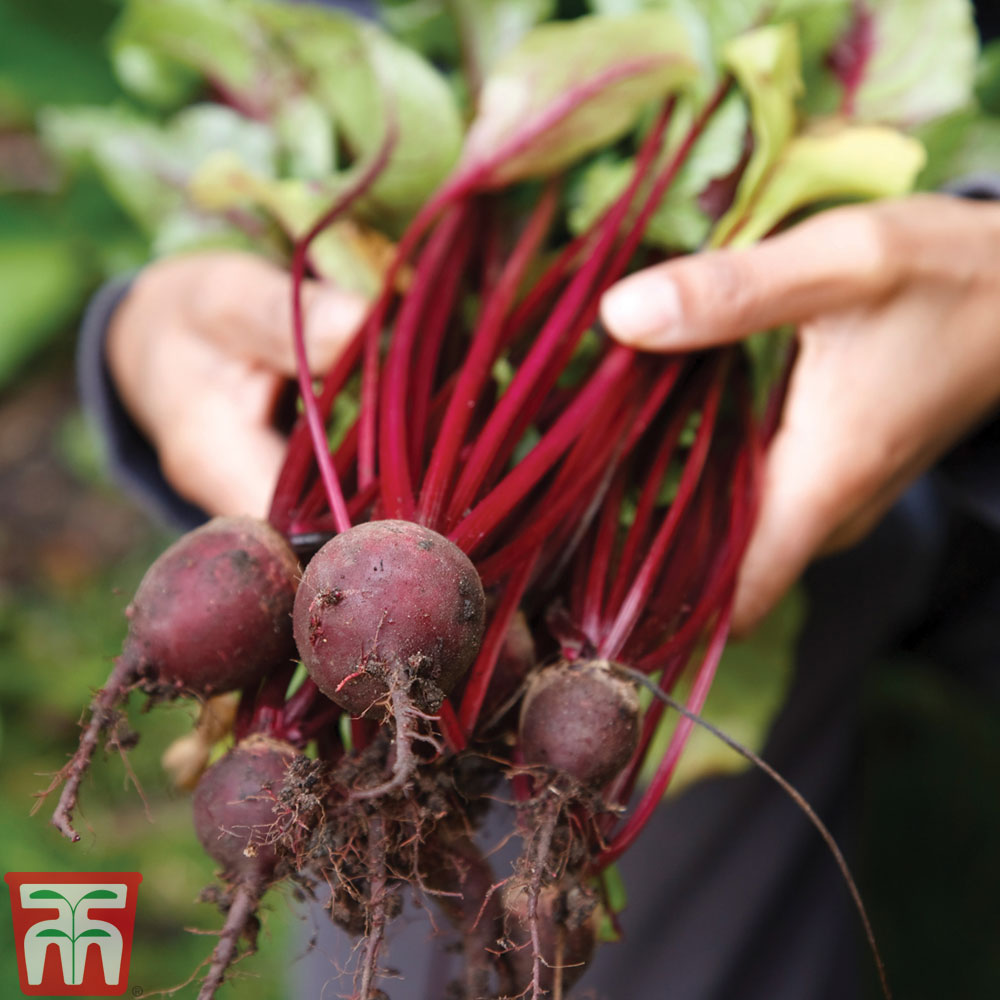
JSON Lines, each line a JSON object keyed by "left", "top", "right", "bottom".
{"left": 448, "top": 0, "right": 556, "bottom": 83}
{"left": 354, "top": 24, "right": 464, "bottom": 224}
{"left": 115, "top": 0, "right": 462, "bottom": 228}
{"left": 78, "top": 928, "right": 113, "bottom": 937}
{"left": 80, "top": 889, "right": 119, "bottom": 901}
{"left": 40, "top": 103, "right": 278, "bottom": 255}
{"left": 597, "top": 863, "right": 627, "bottom": 942}
{"left": 711, "top": 22, "right": 803, "bottom": 246}
{"left": 112, "top": 0, "right": 264, "bottom": 98}
{"left": 915, "top": 110, "right": 1000, "bottom": 191}
{"left": 745, "top": 327, "right": 795, "bottom": 416}
{"left": 975, "top": 39, "right": 1000, "bottom": 116}
{"left": 569, "top": 90, "right": 749, "bottom": 251}
{"left": 28, "top": 889, "right": 68, "bottom": 901}
{"left": 850, "top": 0, "right": 977, "bottom": 126}
{"left": 647, "top": 90, "right": 749, "bottom": 249}
{"left": 248, "top": 2, "right": 461, "bottom": 227}
{"left": 110, "top": 41, "right": 201, "bottom": 110}
{"left": 35, "top": 928, "right": 72, "bottom": 938}
{"left": 461, "top": 12, "right": 699, "bottom": 186}
{"left": 725, "top": 122, "right": 926, "bottom": 248}
{"left": 189, "top": 153, "right": 385, "bottom": 296}
{"left": 378, "top": 0, "right": 460, "bottom": 65}
{"left": 587, "top": 0, "right": 849, "bottom": 92}
{"left": 0, "top": 236, "right": 84, "bottom": 388}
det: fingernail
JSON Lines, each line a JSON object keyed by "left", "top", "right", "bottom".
{"left": 600, "top": 273, "right": 682, "bottom": 347}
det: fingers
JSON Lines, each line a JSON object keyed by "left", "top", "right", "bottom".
{"left": 600, "top": 204, "right": 898, "bottom": 351}
{"left": 159, "top": 400, "right": 288, "bottom": 520}
{"left": 730, "top": 423, "right": 834, "bottom": 635}
{"left": 189, "top": 253, "right": 369, "bottom": 376}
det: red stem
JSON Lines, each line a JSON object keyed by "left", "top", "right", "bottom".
{"left": 471, "top": 378, "right": 638, "bottom": 585}
{"left": 407, "top": 212, "right": 478, "bottom": 477}
{"left": 444, "top": 101, "right": 676, "bottom": 527}
{"left": 437, "top": 699, "right": 467, "bottom": 753}
{"left": 449, "top": 345, "right": 634, "bottom": 554}
{"left": 599, "top": 357, "right": 728, "bottom": 660}
{"left": 597, "top": 600, "right": 733, "bottom": 869}
{"left": 458, "top": 553, "right": 538, "bottom": 733}
{"left": 419, "top": 181, "right": 560, "bottom": 530}
{"left": 581, "top": 466, "right": 627, "bottom": 640}
{"left": 604, "top": 368, "right": 702, "bottom": 619}
{"left": 380, "top": 204, "right": 468, "bottom": 520}
{"left": 286, "top": 125, "right": 399, "bottom": 534}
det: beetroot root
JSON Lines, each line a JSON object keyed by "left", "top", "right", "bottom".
{"left": 294, "top": 520, "right": 486, "bottom": 717}
{"left": 44, "top": 517, "right": 300, "bottom": 842}
{"left": 192, "top": 735, "right": 299, "bottom": 1000}
{"left": 193, "top": 733, "right": 299, "bottom": 882}
{"left": 502, "top": 878, "right": 598, "bottom": 998}
{"left": 125, "top": 516, "right": 301, "bottom": 697}
{"left": 519, "top": 660, "right": 640, "bottom": 789}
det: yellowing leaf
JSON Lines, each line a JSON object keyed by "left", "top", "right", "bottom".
{"left": 711, "top": 23, "right": 803, "bottom": 246}
{"left": 726, "top": 122, "right": 926, "bottom": 247}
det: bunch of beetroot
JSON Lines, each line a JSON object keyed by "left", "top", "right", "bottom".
{"left": 39, "top": 4, "right": 941, "bottom": 997}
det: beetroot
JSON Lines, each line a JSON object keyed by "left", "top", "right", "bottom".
{"left": 519, "top": 660, "right": 640, "bottom": 789}
{"left": 46, "top": 516, "right": 300, "bottom": 843}
{"left": 293, "top": 519, "right": 485, "bottom": 716}
{"left": 502, "top": 878, "right": 598, "bottom": 997}
{"left": 125, "top": 517, "right": 301, "bottom": 696}
{"left": 191, "top": 735, "right": 299, "bottom": 1000}
{"left": 193, "top": 734, "right": 298, "bottom": 882}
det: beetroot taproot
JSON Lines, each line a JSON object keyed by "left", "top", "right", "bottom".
{"left": 193, "top": 734, "right": 298, "bottom": 882}
{"left": 126, "top": 517, "right": 301, "bottom": 696}
{"left": 502, "top": 878, "right": 598, "bottom": 997}
{"left": 293, "top": 519, "right": 485, "bottom": 716}
{"left": 519, "top": 660, "right": 640, "bottom": 789}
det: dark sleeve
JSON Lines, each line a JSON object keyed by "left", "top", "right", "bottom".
{"left": 76, "top": 275, "right": 207, "bottom": 530}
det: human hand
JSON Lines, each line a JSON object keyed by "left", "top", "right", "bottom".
{"left": 108, "top": 251, "right": 367, "bottom": 519}
{"left": 600, "top": 194, "right": 1000, "bottom": 633}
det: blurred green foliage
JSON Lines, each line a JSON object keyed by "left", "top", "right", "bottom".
{"left": 0, "top": 526, "right": 301, "bottom": 996}
{"left": 0, "top": 0, "right": 149, "bottom": 389}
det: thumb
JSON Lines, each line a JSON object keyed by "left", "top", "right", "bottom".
{"left": 600, "top": 206, "right": 896, "bottom": 351}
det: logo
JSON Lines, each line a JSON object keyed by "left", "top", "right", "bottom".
{"left": 5, "top": 872, "right": 142, "bottom": 996}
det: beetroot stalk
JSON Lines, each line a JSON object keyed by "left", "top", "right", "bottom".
{"left": 598, "top": 602, "right": 733, "bottom": 868}
{"left": 419, "top": 181, "right": 561, "bottom": 529}
{"left": 380, "top": 204, "right": 469, "bottom": 520}
{"left": 287, "top": 124, "right": 399, "bottom": 533}
{"left": 599, "top": 357, "right": 729, "bottom": 660}
{"left": 580, "top": 468, "right": 627, "bottom": 640}
{"left": 465, "top": 368, "right": 640, "bottom": 580}
{"left": 444, "top": 101, "right": 677, "bottom": 526}
{"left": 449, "top": 345, "right": 635, "bottom": 553}
{"left": 407, "top": 211, "right": 478, "bottom": 476}
{"left": 458, "top": 553, "right": 538, "bottom": 733}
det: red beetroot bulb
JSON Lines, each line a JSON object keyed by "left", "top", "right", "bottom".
{"left": 293, "top": 520, "right": 486, "bottom": 716}
{"left": 124, "top": 517, "right": 301, "bottom": 696}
